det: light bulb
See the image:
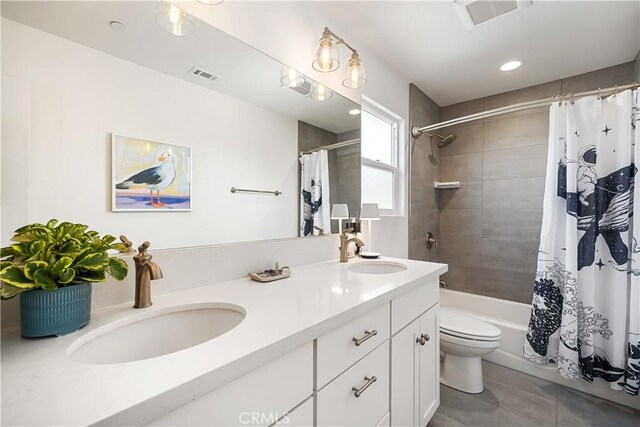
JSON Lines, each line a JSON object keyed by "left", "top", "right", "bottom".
{"left": 311, "top": 82, "right": 333, "bottom": 101}
{"left": 169, "top": 5, "right": 182, "bottom": 25}
{"left": 342, "top": 53, "right": 366, "bottom": 89}
{"left": 320, "top": 43, "right": 332, "bottom": 70}
{"left": 157, "top": 2, "right": 194, "bottom": 36}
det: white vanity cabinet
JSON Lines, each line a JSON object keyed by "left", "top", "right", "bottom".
{"left": 390, "top": 281, "right": 440, "bottom": 427}
{"left": 146, "top": 278, "right": 440, "bottom": 427}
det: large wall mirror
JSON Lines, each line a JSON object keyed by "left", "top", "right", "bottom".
{"left": 1, "top": 1, "right": 361, "bottom": 249}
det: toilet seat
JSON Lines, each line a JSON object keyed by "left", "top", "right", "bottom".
{"left": 440, "top": 330, "right": 500, "bottom": 348}
{"left": 440, "top": 308, "right": 501, "bottom": 342}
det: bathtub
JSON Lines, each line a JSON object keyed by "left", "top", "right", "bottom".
{"left": 440, "top": 289, "right": 638, "bottom": 409}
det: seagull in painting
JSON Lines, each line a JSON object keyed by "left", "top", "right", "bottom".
{"left": 116, "top": 152, "right": 176, "bottom": 207}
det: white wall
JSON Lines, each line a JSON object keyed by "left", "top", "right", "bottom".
{"left": 180, "top": 1, "right": 411, "bottom": 257}
{"left": 1, "top": 18, "right": 299, "bottom": 249}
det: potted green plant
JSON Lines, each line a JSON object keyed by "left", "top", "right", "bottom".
{"left": 0, "top": 219, "right": 129, "bottom": 337}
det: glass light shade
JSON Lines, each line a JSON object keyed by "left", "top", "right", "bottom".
{"left": 312, "top": 37, "right": 340, "bottom": 72}
{"left": 157, "top": 3, "right": 194, "bottom": 37}
{"left": 342, "top": 53, "right": 367, "bottom": 89}
{"left": 310, "top": 82, "right": 333, "bottom": 101}
{"left": 331, "top": 204, "right": 349, "bottom": 219}
{"left": 280, "top": 66, "right": 305, "bottom": 88}
{"left": 360, "top": 203, "right": 380, "bottom": 220}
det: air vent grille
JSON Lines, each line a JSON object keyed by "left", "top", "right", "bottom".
{"left": 455, "top": 0, "right": 531, "bottom": 30}
{"left": 188, "top": 66, "right": 221, "bottom": 82}
{"left": 286, "top": 80, "right": 313, "bottom": 97}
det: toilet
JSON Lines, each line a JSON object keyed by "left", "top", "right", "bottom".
{"left": 439, "top": 308, "right": 502, "bottom": 394}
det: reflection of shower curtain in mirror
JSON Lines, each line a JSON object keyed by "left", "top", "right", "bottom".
{"left": 299, "top": 150, "right": 331, "bottom": 236}
{"left": 524, "top": 89, "right": 640, "bottom": 396}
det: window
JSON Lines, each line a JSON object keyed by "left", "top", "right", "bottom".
{"left": 361, "top": 102, "right": 400, "bottom": 213}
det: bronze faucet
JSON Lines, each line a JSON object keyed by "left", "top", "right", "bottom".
{"left": 339, "top": 228, "right": 364, "bottom": 263}
{"left": 133, "top": 241, "right": 163, "bottom": 308}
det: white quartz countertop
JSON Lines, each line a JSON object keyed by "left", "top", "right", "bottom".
{"left": 1, "top": 256, "right": 447, "bottom": 426}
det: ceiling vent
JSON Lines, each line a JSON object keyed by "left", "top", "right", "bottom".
{"left": 188, "top": 66, "right": 221, "bottom": 82}
{"left": 284, "top": 79, "right": 313, "bottom": 97}
{"left": 454, "top": 0, "right": 531, "bottom": 30}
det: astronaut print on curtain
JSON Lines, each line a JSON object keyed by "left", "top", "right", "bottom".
{"left": 524, "top": 89, "right": 640, "bottom": 396}
{"left": 299, "top": 150, "right": 331, "bottom": 237}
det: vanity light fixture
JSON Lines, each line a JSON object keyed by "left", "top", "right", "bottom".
{"left": 500, "top": 60, "right": 523, "bottom": 71}
{"left": 313, "top": 27, "right": 367, "bottom": 89}
{"left": 280, "top": 66, "right": 305, "bottom": 88}
{"left": 157, "top": 2, "right": 194, "bottom": 37}
{"left": 349, "top": 108, "right": 362, "bottom": 115}
{"left": 310, "top": 82, "right": 333, "bottom": 101}
{"left": 331, "top": 204, "right": 350, "bottom": 233}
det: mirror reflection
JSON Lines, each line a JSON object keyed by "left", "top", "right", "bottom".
{"left": 1, "top": 1, "right": 361, "bottom": 249}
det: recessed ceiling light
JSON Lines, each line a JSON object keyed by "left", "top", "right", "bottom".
{"left": 109, "top": 21, "right": 127, "bottom": 32}
{"left": 349, "top": 108, "right": 361, "bottom": 115}
{"left": 500, "top": 60, "right": 523, "bottom": 71}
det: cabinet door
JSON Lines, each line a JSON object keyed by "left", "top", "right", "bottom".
{"left": 390, "top": 318, "right": 419, "bottom": 427}
{"left": 417, "top": 307, "right": 439, "bottom": 426}
{"left": 274, "top": 398, "right": 313, "bottom": 426}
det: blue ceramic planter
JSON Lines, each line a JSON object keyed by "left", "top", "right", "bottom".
{"left": 20, "top": 283, "right": 92, "bottom": 338}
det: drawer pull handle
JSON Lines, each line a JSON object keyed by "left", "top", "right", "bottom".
{"left": 352, "top": 329, "right": 377, "bottom": 346}
{"left": 417, "top": 333, "right": 430, "bottom": 345}
{"left": 352, "top": 376, "right": 377, "bottom": 398}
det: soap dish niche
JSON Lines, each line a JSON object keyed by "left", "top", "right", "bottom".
{"left": 434, "top": 181, "right": 461, "bottom": 189}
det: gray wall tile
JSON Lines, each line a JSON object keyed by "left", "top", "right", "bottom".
{"left": 441, "top": 98, "right": 484, "bottom": 122}
{"left": 483, "top": 209, "right": 543, "bottom": 240}
{"left": 635, "top": 50, "right": 640, "bottom": 82}
{"left": 438, "top": 237, "right": 483, "bottom": 268}
{"left": 483, "top": 80, "right": 561, "bottom": 110}
{"left": 482, "top": 267, "right": 535, "bottom": 303}
{"left": 484, "top": 178, "right": 545, "bottom": 209}
{"left": 440, "top": 152, "right": 483, "bottom": 182}
{"left": 410, "top": 207, "right": 439, "bottom": 244}
{"left": 440, "top": 209, "right": 482, "bottom": 238}
{"left": 561, "top": 62, "right": 635, "bottom": 94}
{"left": 482, "top": 238, "right": 539, "bottom": 273}
{"left": 483, "top": 144, "right": 547, "bottom": 180}
{"left": 439, "top": 263, "right": 482, "bottom": 294}
{"left": 439, "top": 181, "right": 483, "bottom": 210}
{"left": 484, "top": 112, "right": 549, "bottom": 151}
{"left": 438, "top": 123, "right": 484, "bottom": 156}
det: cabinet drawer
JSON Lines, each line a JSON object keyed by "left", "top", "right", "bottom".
{"left": 391, "top": 279, "right": 438, "bottom": 335}
{"left": 147, "top": 342, "right": 312, "bottom": 427}
{"left": 317, "top": 302, "right": 390, "bottom": 388}
{"left": 273, "top": 397, "right": 313, "bottom": 426}
{"left": 317, "top": 341, "right": 389, "bottom": 426}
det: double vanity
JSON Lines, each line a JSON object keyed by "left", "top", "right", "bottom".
{"left": 2, "top": 257, "right": 446, "bottom": 426}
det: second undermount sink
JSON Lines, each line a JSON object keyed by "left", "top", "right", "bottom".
{"left": 68, "top": 303, "right": 245, "bottom": 364}
{"left": 347, "top": 261, "right": 408, "bottom": 275}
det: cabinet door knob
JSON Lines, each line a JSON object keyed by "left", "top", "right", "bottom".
{"left": 352, "top": 376, "right": 377, "bottom": 398}
{"left": 352, "top": 329, "right": 377, "bottom": 346}
{"left": 417, "top": 333, "right": 430, "bottom": 345}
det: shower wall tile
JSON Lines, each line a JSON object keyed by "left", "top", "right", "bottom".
{"left": 409, "top": 237, "right": 430, "bottom": 262}
{"left": 481, "top": 238, "right": 539, "bottom": 273}
{"left": 440, "top": 209, "right": 482, "bottom": 238}
{"left": 438, "top": 181, "right": 483, "bottom": 210}
{"left": 438, "top": 123, "right": 484, "bottom": 156}
{"left": 483, "top": 80, "right": 561, "bottom": 110}
{"left": 483, "top": 209, "right": 543, "bottom": 240}
{"left": 483, "top": 178, "right": 545, "bottom": 209}
{"left": 482, "top": 268, "right": 535, "bottom": 304}
{"left": 483, "top": 144, "right": 548, "bottom": 180}
{"left": 439, "top": 152, "right": 483, "bottom": 182}
{"left": 483, "top": 112, "right": 549, "bottom": 151}
{"left": 440, "top": 263, "right": 483, "bottom": 294}
{"left": 410, "top": 207, "right": 439, "bottom": 243}
{"left": 437, "top": 237, "right": 484, "bottom": 268}
{"left": 440, "top": 98, "right": 484, "bottom": 122}
{"left": 560, "top": 62, "right": 635, "bottom": 94}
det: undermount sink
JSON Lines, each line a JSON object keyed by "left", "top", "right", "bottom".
{"left": 68, "top": 303, "right": 245, "bottom": 364}
{"left": 347, "top": 261, "right": 408, "bottom": 275}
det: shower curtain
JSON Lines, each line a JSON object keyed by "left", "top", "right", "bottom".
{"left": 524, "top": 89, "right": 640, "bottom": 396}
{"left": 299, "top": 150, "right": 331, "bottom": 236}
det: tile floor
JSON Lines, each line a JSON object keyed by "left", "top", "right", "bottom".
{"left": 429, "top": 361, "right": 640, "bottom": 427}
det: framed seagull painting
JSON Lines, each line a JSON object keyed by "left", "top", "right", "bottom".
{"left": 111, "top": 134, "right": 191, "bottom": 211}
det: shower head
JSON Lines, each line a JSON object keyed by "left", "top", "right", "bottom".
{"left": 430, "top": 133, "right": 457, "bottom": 148}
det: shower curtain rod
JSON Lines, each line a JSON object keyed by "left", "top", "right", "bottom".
{"left": 412, "top": 81, "right": 640, "bottom": 137}
{"left": 300, "top": 138, "right": 360, "bottom": 155}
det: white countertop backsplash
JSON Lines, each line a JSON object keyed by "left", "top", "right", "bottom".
{"left": 1, "top": 236, "right": 446, "bottom": 426}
